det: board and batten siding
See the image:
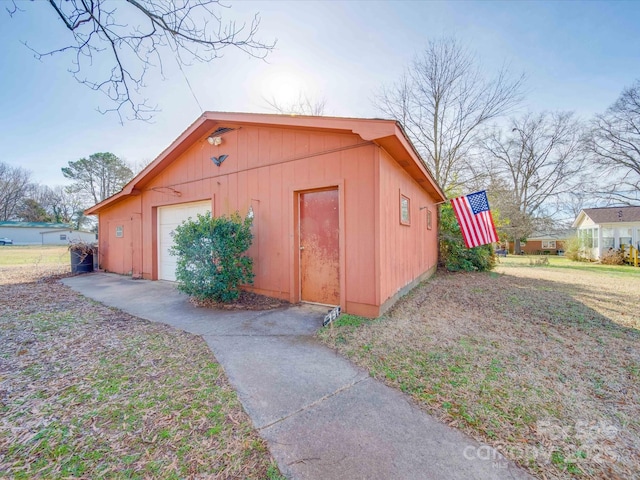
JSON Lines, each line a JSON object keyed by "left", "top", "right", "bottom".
{"left": 377, "top": 149, "right": 439, "bottom": 311}
{"left": 96, "top": 125, "right": 381, "bottom": 315}
{"left": 97, "top": 196, "right": 142, "bottom": 277}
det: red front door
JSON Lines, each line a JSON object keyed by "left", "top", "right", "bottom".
{"left": 299, "top": 189, "right": 340, "bottom": 305}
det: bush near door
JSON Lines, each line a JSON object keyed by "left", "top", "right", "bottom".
{"left": 170, "top": 211, "right": 254, "bottom": 302}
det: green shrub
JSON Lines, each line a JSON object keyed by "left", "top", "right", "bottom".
{"left": 170, "top": 211, "right": 254, "bottom": 302}
{"left": 439, "top": 203, "right": 496, "bottom": 272}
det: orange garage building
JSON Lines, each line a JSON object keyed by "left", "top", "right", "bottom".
{"left": 86, "top": 112, "right": 446, "bottom": 318}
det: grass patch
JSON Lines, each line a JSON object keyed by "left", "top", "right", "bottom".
{"left": 0, "top": 264, "right": 281, "bottom": 479}
{"left": 499, "top": 254, "right": 640, "bottom": 277}
{"left": 0, "top": 246, "right": 70, "bottom": 285}
{"left": 318, "top": 260, "right": 640, "bottom": 478}
{"left": 333, "top": 313, "right": 370, "bottom": 328}
{"left": 0, "top": 245, "right": 69, "bottom": 266}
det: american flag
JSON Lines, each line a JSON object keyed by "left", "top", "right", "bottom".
{"left": 450, "top": 191, "right": 499, "bottom": 248}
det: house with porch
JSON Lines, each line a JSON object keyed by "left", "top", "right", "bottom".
{"left": 572, "top": 206, "right": 640, "bottom": 260}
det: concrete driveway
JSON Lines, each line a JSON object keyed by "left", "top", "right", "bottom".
{"left": 62, "top": 273, "right": 531, "bottom": 480}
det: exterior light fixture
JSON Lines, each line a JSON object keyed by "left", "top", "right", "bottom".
{"left": 207, "top": 135, "right": 223, "bottom": 146}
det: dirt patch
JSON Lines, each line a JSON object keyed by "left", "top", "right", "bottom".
{"left": 191, "top": 290, "right": 290, "bottom": 310}
{"left": 319, "top": 259, "right": 640, "bottom": 479}
{"left": 0, "top": 265, "right": 280, "bottom": 479}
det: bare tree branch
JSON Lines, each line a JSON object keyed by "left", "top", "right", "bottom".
{"left": 481, "top": 112, "right": 584, "bottom": 252}
{"left": 5, "top": 1, "right": 23, "bottom": 17}
{"left": 13, "top": 0, "right": 275, "bottom": 122}
{"left": 585, "top": 79, "right": 640, "bottom": 205}
{"left": 375, "top": 37, "right": 525, "bottom": 191}
{"left": 264, "top": 93, "right": 327, "bottom": 116}
{"left": 0, "top": 162, "right": 34, "bottom": 221}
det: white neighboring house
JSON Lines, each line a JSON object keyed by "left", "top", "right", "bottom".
{"left": 0, "top": 221, "right": 97, "bottom": 246}
{"left": 572, "top": 206, "right": 640, "bottom": 259}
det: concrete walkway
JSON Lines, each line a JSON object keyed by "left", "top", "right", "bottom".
{"left": 62, "top": 273, "right": 531, "bottom": 480}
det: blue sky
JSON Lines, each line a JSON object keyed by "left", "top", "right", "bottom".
{"left": 1, "top": 0, "right": 639, "bottom": 185}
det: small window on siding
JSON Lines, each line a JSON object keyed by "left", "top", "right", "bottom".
{"left": 400, "top": 194, "right": 410, "bottom": 226}
{"left": 426, "top": 209, "right": 432, "bottom": 230}
{"left": 115, "top": 225, "right": 124, "bottom": 238}
{"left": 60, "top": 234, "right": 67, "bottom": 240}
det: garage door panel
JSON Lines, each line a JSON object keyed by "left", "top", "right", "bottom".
{"left": 158, "top": 201, "right": 211, "bottom": 281}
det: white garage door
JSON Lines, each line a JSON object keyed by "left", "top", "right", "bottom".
{"left": 158, "top": 200, "right": 211, "bottom": 281}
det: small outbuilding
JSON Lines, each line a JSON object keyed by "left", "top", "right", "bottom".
{"left": 0, "top": 221, "right": 97, "bottom": 245}
{"left": 86, "top": 112, "right": 446, "bottom": 317}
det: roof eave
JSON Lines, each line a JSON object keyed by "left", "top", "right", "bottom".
{"left": 571, "top": 210, "right": 587, "bottom": 228}
{"left": 86, "top": 113, "right": 213, "bottom": 215}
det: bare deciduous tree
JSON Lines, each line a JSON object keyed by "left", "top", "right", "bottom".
{"left": 375, "top": 37, "right": 524, "bottom": 191}
{"left": 585, "top": 80, "right": 640, "bottom": 205}
{"left": 0, "top": 162, "right": 33, "bottom": 221}
{"left": 264, "top": 93, "right": 327, "bottom": 116}
{"left": 481, "top": 112, "right": 584, "bottom": 253}
{"left": 36, "top": 185, "right": 88, "bottom": 224}
{"left": 8, "top": 0, "right": 275, "bottom": 121}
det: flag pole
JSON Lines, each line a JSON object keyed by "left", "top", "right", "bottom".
{"left": 420, "top": 199, "right": 450, "bottom": 210}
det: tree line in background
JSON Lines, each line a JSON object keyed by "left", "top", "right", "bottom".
{"left": 0, "top": 153, "right": 133, "bottom": 230}
{"left": 273, "top": 39, "right": 639, "bottom": 265}
{"left": 372, "top": 37, "right": 639, "bottom": 260}
{"left": 4, "top": 6, "right": 639, "bottom": 263}
{"left": 3, "top": 38, "right": 638, "bottom": 256}
{"left": 267, "top": 38, "right": 639, "bottom": 260}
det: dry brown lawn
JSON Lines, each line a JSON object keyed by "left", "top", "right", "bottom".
{"left": 319, "top": 256, "right": 640, "bottom": 479}
{"left": 0, "top": 249, "right": 282, "bottom": 479}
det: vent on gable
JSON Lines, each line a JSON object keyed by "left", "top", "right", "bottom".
{"left": 212, "top": 127, "right": 235, "bottom": 136}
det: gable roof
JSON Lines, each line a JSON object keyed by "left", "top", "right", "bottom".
{"left": 527, "top": 229, "right": 574, "bottom": 241}
{"left": 572, "top": 206, "right": 640, "bottom": 227}
{"left": 86, "top": 111, "right": 446, "bottom": 215}
{"left": 0, "top": 221, "right": 73, "bottom": 229}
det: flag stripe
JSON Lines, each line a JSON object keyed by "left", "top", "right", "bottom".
{"left": 483, "top": 209, "right": 499, "bottom": 243}
{"left": 452, "top": 196, "right": 478, "bottom": 248}
{"left": 458, "top": 197, "right": 478, "bottom": 248}
{"left": 450, "top": 191, "right": 499, "bottom": 249}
